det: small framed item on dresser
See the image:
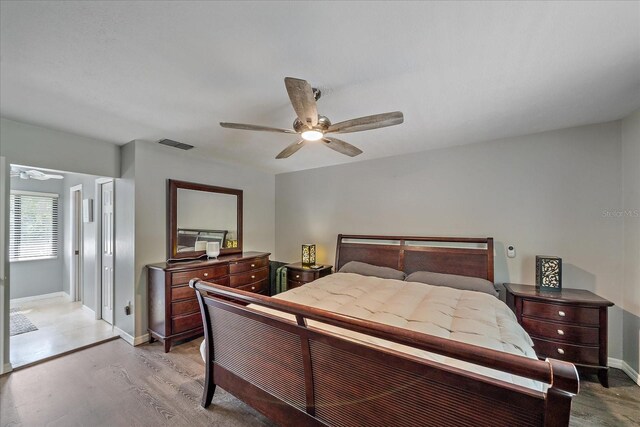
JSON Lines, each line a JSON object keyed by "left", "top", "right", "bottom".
{"left": 505, "top": 283, "right": 614, "bottom": 387}
{"left": 535, "top": 255, "right": 562, "bottom": 291}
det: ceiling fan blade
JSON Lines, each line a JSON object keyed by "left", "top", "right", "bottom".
{"left": 220, "top": 122, "right": 297, "bottom": 134}
{"left": 276, "top": 140, "right": 306, "bottom": 159}
{"left": 45, "top": 174, "right": 64, "bottom": 180}
{"left": 27, "top": 170, "right": 47, "bottom": 180}
{"left": 327, "top": 111, "right": 404, "bottom": 134}
{"left": 284, "top": 77, "right": 318, "bottom": 127}
{"left": 322, "top": 137, "right": 363, "bottom": 157}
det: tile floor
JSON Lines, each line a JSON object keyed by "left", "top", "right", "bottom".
{"left": 9, "top": 295, "right": 118, "bottom": 368}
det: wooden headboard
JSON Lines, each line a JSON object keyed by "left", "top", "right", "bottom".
{"left": 335, "top": 234, "right": 494, "bottom": 282}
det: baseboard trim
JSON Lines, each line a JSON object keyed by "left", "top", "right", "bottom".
{"left": 608, "top": 357, "right": 640, "bottom": 386}
{"left": 113, "top": 327, "right": 148, "bottom": 347}
{"left": 1, "top": 362, "right": 13, "bottom": 376}
{"left": 113, "top": 326, "right": 134, "bottom": 345}
{"left": 134, "top": 333, "right": 150, "bottom": 346}
{"left": 81, "top": 305, "right": 95, "bottom": 317}
{"left": 10, "top": 291, "right": 70, "bottom": 305}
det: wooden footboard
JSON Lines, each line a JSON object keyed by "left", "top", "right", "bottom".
{"left": 191, "top": 279, "right": 579, "bottom": 427}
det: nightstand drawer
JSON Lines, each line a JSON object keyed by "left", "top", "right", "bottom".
{"left": 522, "top": 317, "right": 599, "bottom": 345}
{"left": 287, "top": 280, "right": 306, "bottom": 290}
{"left": 171, "top": 265, "right": 229, "bottom": 285}
{"left": 532, "top": 337, "right": 599, "bottom": 365}
{"left": 287, "top": 269, "right": 316, "bottom": 283}
{"left": 230, "top": 267, "right": 268, "bottom": 287}
{"left": 522, "top": 300, "right": 599, "bottom": 326}
{"left": 229, "top": 257, "right": 269, "bottom": 274}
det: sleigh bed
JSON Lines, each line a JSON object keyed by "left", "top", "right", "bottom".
{"left": 191, "top": 235, "right": 579, "bottom": 427}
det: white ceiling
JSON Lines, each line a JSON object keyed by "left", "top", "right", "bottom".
{"left": 1, "top": 1, "right": 639, "bottom": 174}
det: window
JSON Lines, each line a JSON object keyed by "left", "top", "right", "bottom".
{"left": 9, "top": 190, "right": 59, "bottom": 262}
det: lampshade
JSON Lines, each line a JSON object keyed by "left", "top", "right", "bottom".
{"left": 536, "top": 256, "right": 562, "bottom": 291}
{"left": 302, "top": 244, "right": 316, "bottom": 266}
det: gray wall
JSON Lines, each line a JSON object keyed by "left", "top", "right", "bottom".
{"left": 9, "top": 176, "right": 65, "bottom": 299}
{"left": 0, "top": 117, "right": 120, "bottom": 178}
{"left": 621, "top": 109, "right": 640, "bottom": 374}
{"left": 131, "top": 140, "right": 275, "bottom": 338}
{"left": 114, "top": 142, "right": 136, "bottom": 336}
{"left": 275, "top": 121, "right": 625, "bottom": 361}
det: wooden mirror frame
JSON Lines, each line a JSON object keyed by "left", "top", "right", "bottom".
{"left": 167, "top": 179, "right": 243, "bottom": 260}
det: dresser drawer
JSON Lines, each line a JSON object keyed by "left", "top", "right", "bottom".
{"left": 532, "top": 337, "right": 599, "bottom": 365}
{"left": 172, "top": 312, "right": 203, "bottom": 334}
{"left": 171, "top": 276, "right": 230, "bottom": 301}
{"left": 522, "top": 300, "right": 599, "bottom": 326}
{"left": 171, "top": 285, "right": 196, "bottom": 301}
{"left": 287, "top": 269, "right": 316, "bottom": 283}
{"left": 171, "top": 298, "right": 200, "bottom": 317}
{"left": 522, "top": 317, "right": 599, "bottom": 345}
{"left": 237, "top": 279, "right": 268, "bottom": 294}
{"left": 230, "top": 267, "right": 268, "bottom": 287}
{"left": 171, "top": 265, "right": 229, "bottom": 286}
{"left": 229, "top": 256, "right": 269, "bottom": 274}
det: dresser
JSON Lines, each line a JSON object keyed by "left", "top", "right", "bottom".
{"left": 147, "top": 251, "right": 270, "bottom": 352}
{"left": 505, "top": 283, "right": 614, "bottom": 387}
{"left": 285, "top": 262, "right": 332, "bottom": 289}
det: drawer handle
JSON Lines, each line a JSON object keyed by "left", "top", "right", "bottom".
{"left": 557, "top": 348, "right": 565, "bottom": 355}
{"left": 204, "top": 273, "right": 208, "bottom": 277}
{"left": 296, "top": 275, "right": 300, "bottom": 279}
{"left": 557, "top": 329, "right": 564, "bottom": 336}
{"left": 251, "top": 275, "right": 255, "bottom": 279}
{"left": 558, "top": 311, "right": 566, "bottom": 317}
{"left": 251, "top": 264, "right": 255, "bottom": 267}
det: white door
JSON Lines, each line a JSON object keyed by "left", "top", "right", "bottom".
{"left": 101, "top": 181, "right": 114, "bottom": 324}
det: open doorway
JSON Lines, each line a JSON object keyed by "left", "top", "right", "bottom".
{"left": 8, "top": 165, "right": 117, "bottom": 369}
{"left": 70, "top": 184, "right": 83, "bottom": 302}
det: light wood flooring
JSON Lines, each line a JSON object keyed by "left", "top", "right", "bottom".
{"left": 1, "top": 338, "right": 638, "bottom": 427}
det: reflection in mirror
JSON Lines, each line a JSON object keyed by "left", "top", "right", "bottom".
{"left": 176, "top": 189, "right": 238, "bottom": 252}
{"left": 167, "top": 180, "right": 243, "bottom": 260}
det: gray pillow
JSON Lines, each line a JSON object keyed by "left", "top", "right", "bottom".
{"left": 405, "top": 271, "right": 497, "bottom": 296}
{"left": 339, "top": 261, "right": 406, "bottom": 281}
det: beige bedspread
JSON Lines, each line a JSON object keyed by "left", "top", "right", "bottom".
{"left": 257, "top": 272, "right": 541, "bottom": 390}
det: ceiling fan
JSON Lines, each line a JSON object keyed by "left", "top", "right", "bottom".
{"left": 220, "top": 77, "right": 404, "bottom": 159}
{"left": 10, "top": 167, "right": 63, "bottom": 180}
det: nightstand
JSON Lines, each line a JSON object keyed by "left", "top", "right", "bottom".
{"left": 286, "top": 262, "right": 332, "bottom": 290}
{"left": 505, "top": 283, "right": 614, "bottom": 387}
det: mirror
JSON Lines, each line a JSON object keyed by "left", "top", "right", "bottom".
{"left": 168, "top": 179, "right": 243, "bottom": 260}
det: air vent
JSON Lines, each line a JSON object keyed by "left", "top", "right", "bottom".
{"left": 158, "top": 139, "right": 194, "bottom": 150}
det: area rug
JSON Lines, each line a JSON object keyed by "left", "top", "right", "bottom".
{"left": 10, "top": 308, "right": 38, "bottom": 336}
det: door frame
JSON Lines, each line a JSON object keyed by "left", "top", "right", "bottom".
{"left": 69, "top": 184, "right": 83, "bottom": 303}
{"left": 0, "top": 156, "right": 11, "bottom": 374}
{"left": 95, "top": 178, "right": 115, "bottom": 324}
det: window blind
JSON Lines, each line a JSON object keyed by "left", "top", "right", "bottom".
{"left": 9, "top": 190, "right": 59, "bottom": 261}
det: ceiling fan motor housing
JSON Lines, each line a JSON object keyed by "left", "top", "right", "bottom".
{"left": 293, "top": 115, "right": 331, "bottom": 133}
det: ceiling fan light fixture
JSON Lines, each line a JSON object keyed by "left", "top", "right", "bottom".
{"left": 301, "top": 130, "right": 323, "bottom": 141}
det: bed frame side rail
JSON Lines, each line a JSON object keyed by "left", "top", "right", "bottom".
{"left": 191, "top": 280, "right": 578, "bottom": 427}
